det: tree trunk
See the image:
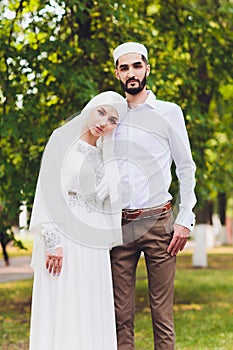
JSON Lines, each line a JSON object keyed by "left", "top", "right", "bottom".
{"left": 218, "top": 192, "right": 226, "bottom": 225}
{"left": 192, "top": 201, "right": 214, "bottom": 268}
{"left": 195, "top": 201, "right": 213, "bottom": 225}
{"left": 218, "top": 192, "right": 228, "bottom": 244}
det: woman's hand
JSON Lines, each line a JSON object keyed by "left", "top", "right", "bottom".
{"left": 46, "top": 247, "right": 63, "bottom": 276}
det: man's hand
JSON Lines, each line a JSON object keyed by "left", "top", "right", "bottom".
{"left": 46, "top": 246, "right": 63, "bottom": 276}
{"left": 167, "top": 224, "right": 190, "bottom": 256}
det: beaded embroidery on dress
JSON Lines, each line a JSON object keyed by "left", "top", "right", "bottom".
{"left": 42, "top": 225, "right": 61, "bottom": 255}
{"left": 76, "top": 139, "right": 104, "bottom": 186}
{"left": 67, "top": 139, "right": 106, "bottom": 212}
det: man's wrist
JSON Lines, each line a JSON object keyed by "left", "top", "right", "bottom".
{"left": 174, "top": 210, "right": 195, "bottom": 231}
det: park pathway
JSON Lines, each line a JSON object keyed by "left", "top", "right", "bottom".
{"left": 0, "top": 256, "right": 33, "bottom": 283}
{"left": 0, "top": 240, "right": 195, "bottom": 284}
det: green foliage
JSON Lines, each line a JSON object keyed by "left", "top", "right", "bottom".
{"left": 146, "top": 0, "right": 233, "bottom": 206}
{"left": 1, "top": 0, "right": 233, "bottom": 227}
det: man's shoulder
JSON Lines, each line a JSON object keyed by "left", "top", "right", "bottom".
{"left": 153, "top": 98, "right": 181, "bottom": 112}
{"left": 148, "top": 97, "right": 183, "bottom": 122}
{"left": 147, "top": 91, "right": 180, "bottom": 111}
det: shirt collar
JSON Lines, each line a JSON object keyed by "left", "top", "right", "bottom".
{"left": 144, "top": 90, "right": 157, "bottom": 109}
{"left": 127, "top": 90, "right": 156, "bottom": 111}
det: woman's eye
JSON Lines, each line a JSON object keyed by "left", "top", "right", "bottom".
{"left": 109, "top": 118, "right": 118, "bottom": 125}
{"left": 97, "top": 109, "right": 104, "bottom": 115}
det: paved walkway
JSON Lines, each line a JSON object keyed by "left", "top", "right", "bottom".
{"left": 0, "top": 241, "right": 194, "bottom": 284}
{"left": 0, "top": 256, "right": 33, "bottom": 283}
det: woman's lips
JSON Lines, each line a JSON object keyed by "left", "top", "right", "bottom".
{"left": 95, "top": 126, "right": 103, "bottom": 133}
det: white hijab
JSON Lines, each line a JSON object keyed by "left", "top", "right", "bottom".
{"left": 29, "top": 91, "right": 127, "bottom": 249}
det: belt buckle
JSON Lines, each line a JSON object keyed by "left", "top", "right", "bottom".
{"left": 125, "top": 209, "right": 142, "bottom": 220}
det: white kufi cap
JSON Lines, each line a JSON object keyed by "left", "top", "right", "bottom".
{"left": 113, "top": 42, "right": 148, "bottom": 64}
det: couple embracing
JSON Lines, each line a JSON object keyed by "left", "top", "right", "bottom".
{"left": 29, "top": 42, "right": 196, "bottom": 350}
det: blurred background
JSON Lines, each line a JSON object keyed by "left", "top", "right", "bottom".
{"left": 1, "top": 0, "right": 233, "bottom": 258}
{"left": 0, "top": 1, "right": 233, "bottom": 349}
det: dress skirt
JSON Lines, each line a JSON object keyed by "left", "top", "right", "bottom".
{"left": 29, "top": 234, "right": 117, "bottom": 350}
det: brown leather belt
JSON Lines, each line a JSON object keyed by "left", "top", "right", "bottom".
{"left": 122, "top": 202, "right": 171, "bottom": 220}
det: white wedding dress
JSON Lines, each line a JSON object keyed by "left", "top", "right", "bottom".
{"left": 30, "top": 140, "right": 118, "bottom": 350}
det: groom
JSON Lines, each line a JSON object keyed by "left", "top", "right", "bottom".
{"left": 110, "top": 42, "right": 196, "bottom": 349}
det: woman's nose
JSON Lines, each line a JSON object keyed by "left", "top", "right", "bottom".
{"left": 99, "top": 117, "right": 108, "bottom": 126}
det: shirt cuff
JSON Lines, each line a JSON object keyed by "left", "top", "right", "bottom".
{"left": 174, "top": 208, "right": 195, "bottom": 231}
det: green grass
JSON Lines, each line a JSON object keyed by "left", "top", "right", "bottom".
{"left": 0, "top": 249, "right": 232, "bottom": 349}
{"left": 0, "top": 279, "right": 32, "bottom": 350}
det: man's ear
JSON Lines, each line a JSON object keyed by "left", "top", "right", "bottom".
{"left": 115, "top": 69, "right": 120, "bottom": 80}
{"left": 146, "top": 64, "right": 150, "bottom": 76}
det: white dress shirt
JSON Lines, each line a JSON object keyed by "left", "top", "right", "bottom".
{"left": 115, "top": 90, "right": 196, "bottom": 231}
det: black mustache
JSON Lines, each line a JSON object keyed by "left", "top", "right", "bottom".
{"left": 126, "top": 78, "right": 139, "bottom": 84}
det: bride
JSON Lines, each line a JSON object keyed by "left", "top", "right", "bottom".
{"left": 29, "top": 91, "right": 127, "bottom": 350}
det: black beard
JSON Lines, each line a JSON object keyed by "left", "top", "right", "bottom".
{"left": 120, "top": 73, "right": 147, "bottom": 95}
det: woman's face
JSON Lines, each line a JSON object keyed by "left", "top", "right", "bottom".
{"left": 87, "top": 105, "right": 119, "bottom": 137}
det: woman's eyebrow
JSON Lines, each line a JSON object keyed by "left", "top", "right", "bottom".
{"left": 98, "top": 106, "right": 106, "bottom": 113}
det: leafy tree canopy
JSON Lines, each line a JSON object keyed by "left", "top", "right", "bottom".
{"left": 1, "top": 0, "right": 232, "bottom": 229}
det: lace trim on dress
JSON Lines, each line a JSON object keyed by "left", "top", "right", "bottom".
{"left": 76, "top": 140, "right": 97, "bottom": 155}
{"left": 76, "top": 140, "right": 104, "bottom": 186}
{"left": 42, "top": 226, "right": 62, "bottom": 255}
{"left": 68, "top": 190, "right": 104, "bottom": 212}
{"left": 67, "top": 140, "right": 106, "bottom": 212}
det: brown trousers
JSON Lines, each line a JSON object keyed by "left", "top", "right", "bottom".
{"left": 110, "top": 210, "right": 176, "bottom": 350}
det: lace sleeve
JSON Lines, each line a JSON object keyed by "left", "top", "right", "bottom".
{"left": 41, "top": 224, "right": 62, "bottom": 255}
